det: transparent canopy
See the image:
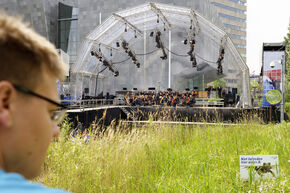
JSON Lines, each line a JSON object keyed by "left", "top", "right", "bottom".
{"left": 71, "top": 2, "right": 250, "bottom": 107}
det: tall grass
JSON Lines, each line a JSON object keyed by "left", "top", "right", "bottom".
{"left": 36, "top": 121, "right": 289, "bottom": 193}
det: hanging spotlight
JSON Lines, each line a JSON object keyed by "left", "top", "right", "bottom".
{"left": 157, "top": 14, "right": 159, "bottom": 23}
{"left": 150, "top": 31, "right": 154, "bottom": 37}
{"left": 187, "top": 39, "right": 195, "bottom": 55}
{"left": 122, "top": 41, "right": 128, "bottom": 53}
{"left": 183, "top": 39, "right": 188, "bottom": 45}
{"left": 124, "top": 23, "right": 127, "bottom": 32}
{"left": 110, "top": 49, "right": 112, "bottom": 56}
{"left": 103, "top": 60, "right": 119, "bottom": 77}
{"left": 134, "top": 30, "right": 137, "bottom": 38}
{"left": 217, "top": 48, "right": 225, "bottom": 74}
{"left": 98, "top": 44, "right": 101, "bottom": 52}
{"left": 163, "top": 23, "right": 166, "bottom": 31}
{"left": 192, "top": 54, "right": 197, "bottom": 68}
{"left": 189, "top": 19, "right": 193, "bottom": 30}
{"left": 116, "top": 42, "right": 120, "bottom": 47}
{"left": 91, "top": 51, "right": 102, "bottom": 62}
{"left": 155, "top": 31, "right": 161, "bottom": 48}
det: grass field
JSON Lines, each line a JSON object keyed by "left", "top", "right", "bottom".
{"left": 36, "top": 121, "right": 289, "bottom": 193}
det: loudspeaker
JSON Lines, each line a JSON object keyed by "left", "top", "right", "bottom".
{"left": 148, "top": 87, "right": 155, "bottom": 90}
{"left": 122, "top": 88, "right": 127, "bottom": 91}
{"left": 84, "top": 88, "right": 89, "bottom": 94}
{"left": 232, "top": 88, "right": 237, "bottom": 95}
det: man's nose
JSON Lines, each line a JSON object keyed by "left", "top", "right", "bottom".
{"left": 52, "top": 122, "right": 60, "bottom": 138}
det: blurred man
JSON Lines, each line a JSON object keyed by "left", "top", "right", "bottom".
{"left": 0, "top": 14, "right": 70, "bottom": 192}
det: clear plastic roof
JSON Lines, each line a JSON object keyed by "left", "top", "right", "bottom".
{"left": 71, "top": 2, "right": 250, "bottom": 107}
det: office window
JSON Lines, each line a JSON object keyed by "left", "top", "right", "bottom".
{"left": 224, "top": 23, "right": 246, "bottom": 31}
{"left": 58, "top": 3, "right": 78, "bottom": 66}
{"left": 230, "top": 33, "right": 246, "bottom": 40}
{"left": 218, "top": 13, "right": 246, "bottom": 22}
{"left": 212, "top": 2, "right": 246, "bottom": 14}
{"left": 228, "top": 0, "right": 246, "bottom": 5}
{"left": 234, "top": 44, "right": 246, "bottom": 49}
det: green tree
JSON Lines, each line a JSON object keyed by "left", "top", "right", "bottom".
{"left": 211, "top": 78, "right": 226, "bottom": 89}
{"left": 284, "top": 22, "right": 290, "bottom": 102}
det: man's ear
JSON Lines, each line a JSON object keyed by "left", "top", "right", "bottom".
{"left": 0, "top": 81, "right": 15, "bottom": 129}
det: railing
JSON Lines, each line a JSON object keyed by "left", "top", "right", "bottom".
{"left": 62, "top": 97, "right": 225, "bottom": 109}
{"left": 61, "top": 98, "right": 125, "bottom": 109}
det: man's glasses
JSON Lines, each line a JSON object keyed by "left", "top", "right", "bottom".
{"left": 13, "top": 84, "right": 67, "bottom": 124}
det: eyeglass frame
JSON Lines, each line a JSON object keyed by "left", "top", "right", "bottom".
{"left": 12, "top": 83, "right": 67, "bottom": 123}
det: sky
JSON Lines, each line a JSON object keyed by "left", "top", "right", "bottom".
{"left": 247, "top": 0, "right": 290, "bottom": 74}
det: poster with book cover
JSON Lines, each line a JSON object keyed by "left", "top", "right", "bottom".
{"left": 240, "top": 155, "right": 279, "bottom": 181}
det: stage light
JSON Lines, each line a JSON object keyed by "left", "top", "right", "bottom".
{"left": 150, "top": 32, "right": 154, "bottom": 37}
{"left": 155, "top": 31, "right": 161, "bottom": 48}
{"left": 114, "top": 71, "right": 119, "bottom": 77}
{"left": 183, "top": 39, "right": 187, "bottom": 45}
{"left": 122, "top": 41, "right": 128, "bottom": 53}
{"left": 189, "top": 19, "right": 193, "bottom": 30}
{"left": 98, "top": 44, "right": 101, "bottom": 52}
{"left": 134, "top": 30, "right": 137, "bottom": 38}
{"left": 136, "top": 62, "right": 140, "bottom": 68}
{"left": 157, "top": 14, "right": 159, "bottom": 23}
{"left": 192, "top": 55, "right": 197, "bottom": 68}
{"left": 124, "top": 23, "right": 127, "bottom": 32}
{"left": 91, "top": 51, "right": 102, "bottom": 62}
{"left": 163, "top": 23, "right": 166, "bottom": 31}
{"left": 103, "top": 59, "right": 119, "bottom": 77}
{"left": 110, "top": 49, "right": 112, "bottom": 56}
{"left": 216, "top": 48, "right": 225, "bottom": 74}
{"left": 116, "top": 42, "right": 120, "bottom": 47}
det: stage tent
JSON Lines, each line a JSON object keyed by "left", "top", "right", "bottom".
{"left": 71, "top": 2, "right": 251, "bottom": 107}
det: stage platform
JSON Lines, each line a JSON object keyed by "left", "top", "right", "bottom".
{"left": 66, "top": 105, "right": 285, "bottom": 129}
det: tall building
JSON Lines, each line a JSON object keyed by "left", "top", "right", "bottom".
{"left": 210, "top": 0, "right": 247, "bottom": 91}
{"left": 211, "top": 0, "right": 247, "bottom": 61}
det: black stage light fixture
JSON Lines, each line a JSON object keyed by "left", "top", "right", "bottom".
{"left": 157, "top": 14, "right": 159, "bottom": 23}
{"left": 122, "top": 41, "right": 128, "bottom": 53}
{"left": 91, "top": 51, "right": 102, "bottom": 62}
{"left": 216, "top": 48, "right": 225, "bottom": 74}
{"left": 189, "top": 19, "right": 193, "bottom": 30}
{"left": 192, "top": 56, "right": 197, "bottom": 68}
{"left": 150, "top": 31, "right": 154, "bottom": 37}
{"left": 155, "top": 31, "right": 161, "bottom": 48}
{"left": 134, "top": 30, "right": 137, "bottom": 38}
{"left": 110, "top": 49, "right": 112, "bottom": 56}
{"left": 114, "top": 71, "right": 119, "bottom": 77}
{"left": 124, "top": 23, "right": 127, "bottom": 32}
{"left": 183, "top": 39, "right": 187, "bottom": 45}
{"left": 116, "top": 42, "right": 120, "bottom": 47}
{"left": 136, "top": 62, "right": 140, "bottom": 68}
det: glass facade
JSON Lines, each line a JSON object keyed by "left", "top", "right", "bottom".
{"left": 228, "top": 0, "right": 246, "bottom": 5}
{"left": 58, "top": 3, "right": 78, "bottom": 66}
{"left": 211, "top": 2, "right": 245, "bottom": 14}
{"left": 218, "top": 13, "right": 246, "bottom": 22}
{"left": 230, "top": 33, "right": 246, "bottom": 40}
{"left": 234, "top": 44, "right": 246, "bottom": 49}
{"left": 223, "top": 23, "right": 246, "bottom": 31}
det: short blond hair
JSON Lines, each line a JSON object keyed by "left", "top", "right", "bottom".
{"left": 0, "top": 13, "right": 66, "bottom": 89}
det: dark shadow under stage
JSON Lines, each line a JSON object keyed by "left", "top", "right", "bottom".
{"left": 66, "top": 106, "right": 287, "bottom": 129}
